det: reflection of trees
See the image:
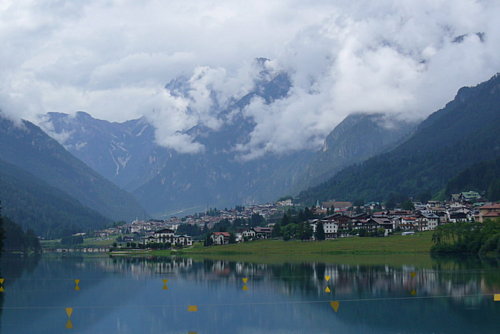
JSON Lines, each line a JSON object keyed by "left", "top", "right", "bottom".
{"left": 109, "top": 256, "right": 498, "bottom": 308}
{"left": 0, "top": 254, "right": 41, "bottom": 332}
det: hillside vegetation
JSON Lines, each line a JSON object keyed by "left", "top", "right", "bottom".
{"left": 298, "top": 74, "right": 500, "bottom": 204}
{"left": 0, "top": 159, "right": 110, "bottom": 238}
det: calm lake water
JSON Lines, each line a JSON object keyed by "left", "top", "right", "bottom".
{"left": 0, "top": 255, "right": 499, "bottom": 334}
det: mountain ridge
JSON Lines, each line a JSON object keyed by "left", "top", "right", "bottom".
{"left": 297, "top": 73, "right": 500, "bottom": 204}
{"left": 0, "top": 116, "right": 148, "bottom": 222}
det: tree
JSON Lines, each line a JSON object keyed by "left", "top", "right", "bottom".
{"left": 315, "top": 222, "right": 325, "bottom": 241}
{"left": 272, "top": 223, "right": 282, "bottom": 237}
{"left": 250, "top": 213, "right": 265, "bottom": 227}
{"left": 353, "top": 199, "right": 365, "bottom": 207}
{"left": 417, "top": 191, "right": 432, "bottom": 204}
{"left": 229, "top": 233, "right": 236, "bottom": 244}
{"left": 25, "top": 229, "right": 41, "bottom": 253}
{"left": 61, "top": 235, "right": 84, "bottom": 246}
{"left": 281, "top": 213, "right": 290, "bottom": 226}
{"left": 302, "top": 222, "right": 313, "bottom": 240}
{"left": 401, "top": 199, "right": 415, "bottom": 211}
{"left": 282, "top": 224, "right": 297, "bottom": 241}
{"left": 385, "top": 197, "right": 396, "bottom": 210}
{"left": 204, "top": 234, "right": 213, "bottom": 246}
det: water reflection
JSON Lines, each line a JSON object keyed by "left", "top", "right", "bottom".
{"left": 0, "top": 255, "right": 498, "bottom": 333}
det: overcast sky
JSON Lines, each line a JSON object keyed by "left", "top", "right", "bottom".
{"left": 1, "top": 0, "right": 499, "bottom": 157}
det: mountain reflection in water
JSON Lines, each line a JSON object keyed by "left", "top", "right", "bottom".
{"left": 0, "top": 255, "right": 498, "bottom": 333}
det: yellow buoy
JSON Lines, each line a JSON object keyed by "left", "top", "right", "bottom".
{"left": 187, "top": 305, "right": 198, "bottom": 312}
{"left": 65, "top": 319, "right": 73, "bottom": 329}
{"left": 242, "top": 285, "right": 249, "bottom": 291}
{"left": 330, "top": 301, "right": 340, "bottom": 312}
{"left": 493, "top": 294, "right": 500, "bottom": 301}
{"left": 65, "top": 307, "right": 73, "bottom": 318}
{"left": 325, "top": 286, "right": 331, "bottom": 293}
{"left": 325, "top": 275, "right": 331, "bottom": 282}
{"left": 242, "top": 278, "right": 248, "bottom": 284}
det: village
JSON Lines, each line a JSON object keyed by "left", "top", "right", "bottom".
{"left": 84, "top": 190, "right": 500, "bottom": 250}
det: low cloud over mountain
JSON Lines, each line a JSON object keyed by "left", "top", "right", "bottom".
{"left": 1, "top": 0, "right": 499, "bottom": 158}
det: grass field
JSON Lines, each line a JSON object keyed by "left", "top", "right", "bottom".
{"left": 184, "top": 232, "right": 433, "bottom": 255}
{"left": 147, "top": 232, "right": 435, "bottom": 267}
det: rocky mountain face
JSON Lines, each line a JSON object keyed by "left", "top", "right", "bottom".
{"left": 39, "top": 61, "right": 416, "bottom": 216}
{"left": 42, "top": 111, "right": 165, "bottom": 192}
{"left": 41, "top": 68, "right": 314, "bottom": 215}
{"left": 41, "top": 111, "right": 413, "bottom": 217}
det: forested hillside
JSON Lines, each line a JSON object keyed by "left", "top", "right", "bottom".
{"left": 298, "top": 74, "right": 500, "bottom": 204}
{"left": 0, "top": 116, "right": 148, "bottom": 221}
{"left": 0, "top": 159, "right": 110, "bottom": 238}
{"left": 445, "top": 157, "right": 500, "bottom": 201}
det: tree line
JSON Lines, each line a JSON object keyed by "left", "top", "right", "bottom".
{"left": 431, "top": 219, "right": 500, "bottom": 256}
{"left": 0, "top": 202, "right": 41, "bottom": 254}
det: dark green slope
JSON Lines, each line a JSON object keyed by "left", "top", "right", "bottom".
{"left": 298, "top": 73, "right": 500, "bottom": 203}
{"left": 290, "top": 113, "right": 416, "bottom": 193}
{"left": 0, "top": 159, "right": 110, "bottom": 238}
{"left": 0, "top": 117, "right": 148, "bottom": 221}
{"left": 445, "top": 157, "right": 500, "bottom": 200}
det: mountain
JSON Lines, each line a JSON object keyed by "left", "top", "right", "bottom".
{"left": 41, "top": 64, "right": 315, "bottom": 215}
{"left": 445, "top": 157, "right": 500, "bottom": 201}
{"left": 0, "top": 116, "right": 148, "bottom": 222}
{"left": 298, "top": 73, "right": 500, "bottom": 204}
{"left": 0, "top": 158, "right": 110, "bottom": 238}
{"left": 292, "top": 113, "right": 416, "bottom": 192}
{"left": 40, "top": 65, "right": 415, "bottom": 216}
{"left": 41, "top": 111, "right": 164, "bottom": 191}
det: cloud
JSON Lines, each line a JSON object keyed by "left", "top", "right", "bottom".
{"left": 0, "top": 0, "right": 499, "bottom": 156}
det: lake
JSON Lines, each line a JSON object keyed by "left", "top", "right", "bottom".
{"left": 0, "top": 254, "right": 499, "bottom": 333}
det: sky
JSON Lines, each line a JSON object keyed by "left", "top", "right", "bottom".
{"left": 0, "top": 0, "right": 499, "bottom": 158}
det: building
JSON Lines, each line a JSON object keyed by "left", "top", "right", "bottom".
{"left": 478, "top": 203, "right": 500, "bottom": 222}
{"left": 371, "top": 218, "right": 394, "bottom": 233}
{"left": 253, "top": 227, "right": 273, "bottom": 239}
{"left": 311, "top": 220, "right": 338, "bottom": 239}
{"left": 241, "top": 229, "right": 256, "bottom": 240}
{"left": 144, "top": 228, "right": 193, "bottom": 247}
{"left": 420, "top": 213, "right": 440, "bottom": 230}
{"left": 448, "top": 212, "right": 469, "bottom": 223}
{"left": 322, "top": 201, "right": 353, "bottom": 212}
{"left": 211, "top": 232, "right": 231, "bottom": 245}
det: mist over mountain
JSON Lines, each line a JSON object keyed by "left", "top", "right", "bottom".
{"left": 298, "top": 73, "right": 500, "bottom": 204}
{"left": 292, "top": 113, "right": 416, "bottom": 193}
{"left": 41, "top": 67, "right": 314, "bottom": 215}
{"left": 0, "top": 116, "right": 148, "bottom": 223}
{"left": 40, "top": 65, "right": 415, "bottom": 216}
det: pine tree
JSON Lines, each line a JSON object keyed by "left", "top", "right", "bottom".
{"left": 315, "top": 222, "right": 325, "bottom": 241}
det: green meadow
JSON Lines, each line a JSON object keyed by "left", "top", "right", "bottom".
{"left": 150, "top": 232, "right": 435, "bottom": 267}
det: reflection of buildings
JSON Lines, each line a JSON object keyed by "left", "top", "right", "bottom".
{"left": 94, "top": 256, "right": 496, "bottom": 310}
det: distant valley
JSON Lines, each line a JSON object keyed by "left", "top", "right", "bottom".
{"left": 39, "top": 67, "right": 415, "bottom": 216}
{"left": 1, "top": 71, "right": 498, "bottom": 238}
